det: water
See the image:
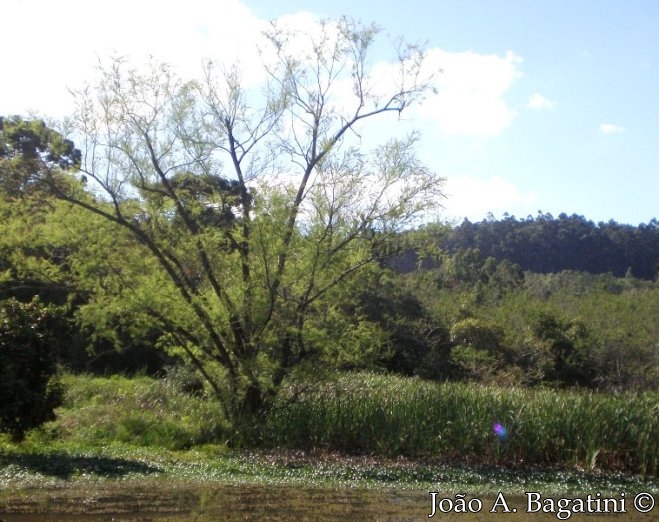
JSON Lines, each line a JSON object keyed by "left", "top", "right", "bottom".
{"left": 1, "top": 484, "right": 658, "bottom": 521}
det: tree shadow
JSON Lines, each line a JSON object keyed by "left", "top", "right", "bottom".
{"left": 0, "top": 451, "right": 162, "bottom": 479}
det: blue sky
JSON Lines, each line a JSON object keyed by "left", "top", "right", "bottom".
{"left": 2, "top": 0, "right": 657, "bottom": 225}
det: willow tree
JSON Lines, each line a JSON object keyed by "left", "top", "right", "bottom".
{"left": 48, "top": 17, "right": 445, "bottom": 421}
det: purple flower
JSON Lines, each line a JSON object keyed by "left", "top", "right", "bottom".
{"left": 493, "top": 423, "right": 508, "bottom": 439}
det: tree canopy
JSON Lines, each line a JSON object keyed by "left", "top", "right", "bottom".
{"left": 0, "top": 115, "right": 80, "bottom": 198}
{"left": 32, "top": 18, "right": 445, "bottom": 422}
{"left": 444, "top": 213, "right": 659, "bottom": 280}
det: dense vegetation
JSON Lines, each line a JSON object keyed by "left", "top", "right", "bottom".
{"left": 0, "top": 15, "right": 657, "bottom": 477}
{"left": 1, "top": 113, "right": 658, "bottom": 449}
{"left": 390, "top": 213, "right": 659, "bottom": 279}
{"left": 1, "top": 19, "right": 446, "bottom": 426}
{"left": 395, "top": 248, "right": 659, "bottom": 391}
{"left": 13, "top": 373, "right": 659, "bottom": 476}
{"left": 445, "top": 213, "right": 659, "bottom": 279}
{"left": 0, "top": 298, "right": 63, "bottom": 440}
{"left": 264, "top": 373, "right": 659, "bottom": 475}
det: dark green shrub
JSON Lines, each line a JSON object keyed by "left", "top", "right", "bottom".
{"left": 529, "top": 309, "right": 596, "bottom": 387}
{"left": 448, "top": 318, "right": 505, "bottom": 380}
{"left": 0, "top": 297, "right": 63, "bottom": 440}
{"left": 162, "top": 364, "right": 206, "bottom": 396}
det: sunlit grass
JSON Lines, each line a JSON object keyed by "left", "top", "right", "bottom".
{"left": 34, "top": 373, "right": 229, "bottom": 451}
{"left": 6, "top": 372, "right": 657, "bottom": 479}
{"left": 261, "top": 372, "right": 659, "bottom": 475}
{"left": 0, "top": 371, "right": 657, "bottom": 505}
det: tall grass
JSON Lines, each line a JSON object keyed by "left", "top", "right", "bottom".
{"left": 36, "top": 374, "right": 228, "bottom": 450}
{"left": 260, "top": 373, "right": 659, "bottom": 475}
{"left": 28, "top": 373, "right": 658, "bottom": 476}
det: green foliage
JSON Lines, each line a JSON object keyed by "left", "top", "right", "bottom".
{"left": 262, "top": 372, "right": 659, "bottom": 475}
{"left": 28, "top": 22, "right": 443, "bottom": 425}
{"left": 304, "top": 306, "right": 393, "bottom": 370}
{"left": 0, "top": 168, "right": 77, "bottom": 304}
{"left": 447, "top": 318, "right": 504, "bottom": 380}
{"left": 450, "top": 318, "right": 503, "bottom": 349}
{"left": 3, "top": 372, "right": 657, "bottom": 482}
{"left": 402, "top": 243, "right": 659, "bottom": 390}
{"left": 3, "top": 95, "right": 658, "bottom": 451}
{"left": 528, "top": 309, "right": 596, "bottom": 387}
{"left": 302, "top": 267, "right": 430, "bottom": 373}
{"left": 162, "top": 364, "right": 206, "bottom": 396}
{"left": 483, "top": 276, "right": 659, "bottom": 390}
{"left": 444, "top": 212, "right": 659, "bottom": 280}
{"left": 41, "top": 374, "right": 228, "bottom": 450}
{"left": 449, "top": 345, "right": 498, "bottom": 379}
{"left": 0, "top": 298, "right": 63, "bottom": 440}
{"left": 0, "top": 172, "right": 173, "bottom": 374}
{"left": 541, "top": 281, "right": 659, "bottom": 390}
{"left": 0, "top": 115, "right": 80, "bottom": 198}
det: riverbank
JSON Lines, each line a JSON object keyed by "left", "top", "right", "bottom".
{"left": 3, "top": 444, "right": 657, "bottom": 494}
{"left": 33, "top": 372, "right": 659, "bottom": 475}
{"left": 2, "top": 444, "right": 658, "bottom": 520}
{"left": 2, "top": 372, "right": 658, "bottom": 519}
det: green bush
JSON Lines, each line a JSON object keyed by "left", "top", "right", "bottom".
{"left": 448, "top": 318, "right": 504, "bottom": 380}
{"left": 0, "top": 297, "right": 63, "bottom": 440}
{"left": 528, "top": 309, "right": 596, "bottom": 386}
{"left": 43, "top": 374, "right": 228, "bottom": 450}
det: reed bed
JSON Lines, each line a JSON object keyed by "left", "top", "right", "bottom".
{"left": 261, "top": 373, "right": 659, "bottom": 475}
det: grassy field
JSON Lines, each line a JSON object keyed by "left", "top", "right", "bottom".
{"left": 0, "top": 371, "right": 657, "bottom": 498}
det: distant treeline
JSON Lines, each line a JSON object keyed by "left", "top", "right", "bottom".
{"left": 435, "top": 213, "right": 659, "bottom": 279}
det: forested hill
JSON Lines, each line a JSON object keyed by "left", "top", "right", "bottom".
{"left": 441, "top": 213, "right": 659, "bottom": 279}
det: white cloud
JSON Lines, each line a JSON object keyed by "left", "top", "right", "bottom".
{"left": 0, "top": 0, "right": 268, "bottom": 117}
{"left": 0, "top": 0, "right": 524, "bottom": 144}
{"left": 528, "top": 93, "right": 554, "bottom": 110}
{"left": 600, "top": 123, "right": 625, "bottom": 135}
{"left": 414, "top": 49, "right": 523, "bottom": 137}
{"left": 442, "top": 175, "right": 537, "bottom": 221}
